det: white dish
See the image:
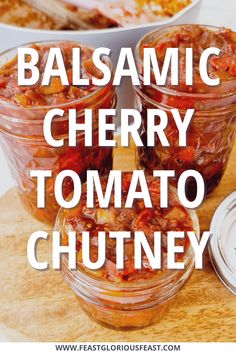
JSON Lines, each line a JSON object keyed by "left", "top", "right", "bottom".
{"left": 0, "top": 0, "right": 201, "bottom": 37}
{"left": 0, "top": 0, "right": 201, "bottom": 112}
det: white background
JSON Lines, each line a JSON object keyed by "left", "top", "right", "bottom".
{"left": 0, "top": 0, "right": 236, "bottom": 196}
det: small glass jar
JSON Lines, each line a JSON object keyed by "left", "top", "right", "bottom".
{"left": 0, "top": 41, "right": 116, "bottom": 225}
{"left": 56, "top": 174, "right": 199, "bottom": 330}
{"left": 134, "top": 25, "right": 236, "bottom": 199}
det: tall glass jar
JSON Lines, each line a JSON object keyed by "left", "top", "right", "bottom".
{"left": 0, "top": 41, "right": 116, "bottom": 225}
{"left": 134, "top": 25, "right": 236, "bottom": 199}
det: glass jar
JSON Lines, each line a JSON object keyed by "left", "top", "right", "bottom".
{"left": 0, "top": 41, "right": 116, "bottom": 225}
{"left": 56, "top": 173, "right": 199, "bottom": 330}
{"left": 134, "top": 25, "right": 236, "bottom": 199}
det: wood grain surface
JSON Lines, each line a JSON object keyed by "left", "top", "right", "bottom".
{"left": 0, "top": 140, "right": 236, "bottom": 342}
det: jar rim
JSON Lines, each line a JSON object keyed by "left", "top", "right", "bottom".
{"left": 135, "top": 24, "right": 236, "bottom": 99}
{"left": 209, "top": 191, "right": 236, "bottom": 296}
{"left": 0, "top": 40, "right": 114, "bottom": 112}
{"left": 134, "top": 83, "right": 236, "bottom": 115}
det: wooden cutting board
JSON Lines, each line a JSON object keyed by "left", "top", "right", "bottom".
{"left": 0, "top": 140, "right": 236, "bottom": 342}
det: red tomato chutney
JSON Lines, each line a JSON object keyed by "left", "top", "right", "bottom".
{"left": 0, "top": 41, "right": 116, "bottom": 225}
{"left": 57, "top": 173, "right": 199, "bottom": 329}
{"left": 135, "top": 25, "right": 236, "bottom": 199}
